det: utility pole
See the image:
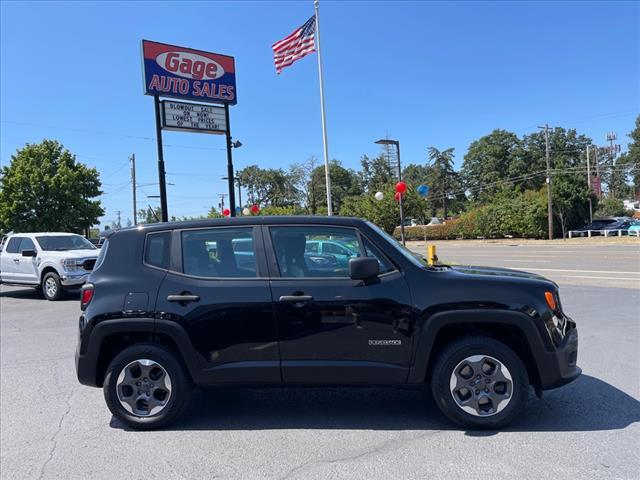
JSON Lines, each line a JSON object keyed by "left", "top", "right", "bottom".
{"left": 130, "top": 154, "right": 137, "bottom": 225}
{"left": 217, "top": 193, "right": 227, "bottom": 213}
{"left": 538, "top": 124, "right": 554, "bottom": 240}
{"left": 116, "top": 210, "right": 122, "bottom": 229}
{"left": 586, "top": 146, "right": 593, "bottom": 223}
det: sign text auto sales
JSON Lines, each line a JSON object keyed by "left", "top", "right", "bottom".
{"left": 142, "top": 40, "right": 237, "bottom": 105}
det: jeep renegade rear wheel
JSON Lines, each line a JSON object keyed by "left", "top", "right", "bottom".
{"left": 431, "top": 336, "right": 529, "bottom": 429}
{"left": 103, "top": 343, "right": 192, "bottom": 430}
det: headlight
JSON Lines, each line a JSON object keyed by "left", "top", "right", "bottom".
{"left": 61, "top": 258, "right": 83, "bottom": 271}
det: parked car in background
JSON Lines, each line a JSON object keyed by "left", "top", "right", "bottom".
{"left": 572, "top": 217, "right": 632, "bottom": 236}
{"left": 628, "top": 220, "right": 640, "bottom": 237}
{"left": 305, "top": 239, "right": 360, "bottom": 267}
{"left": 0, "top": 232, "right": 99, "bottom": 300}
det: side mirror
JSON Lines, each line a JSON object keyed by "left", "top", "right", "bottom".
{"left": 349, "top": 257, "right": 379, "bottom": 280}
{"left": 21, "top": 249, "right": 36, "bottom": 257}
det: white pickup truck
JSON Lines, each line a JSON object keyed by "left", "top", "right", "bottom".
{"left": 0, "top": 232, "right": 99, "bottom": 300}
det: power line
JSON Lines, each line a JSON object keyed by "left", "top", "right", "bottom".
{"left": 0, "top": 121, "right": 225, "bottom": 151}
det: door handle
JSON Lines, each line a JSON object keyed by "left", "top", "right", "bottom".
{"left": 279, "top": 295, "right": 313, "bottom": 303}
{"left": 13, "top": 259, "right": 20, "bottom": 263}
{"left": 167, "top": 294, "right": 200, "bottom": 304}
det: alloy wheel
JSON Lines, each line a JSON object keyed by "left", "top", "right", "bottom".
{"left": 116, "top": 359, "right": 172, "bottom": 417}
{"left": 449, "top": 354, "right": 513, "bottom": 417}
{"left": 45, "top": 277, "right": 58, "bottom": 298}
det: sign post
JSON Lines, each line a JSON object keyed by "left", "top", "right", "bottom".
{"left": 142, "top": 40, "right": 237, "bottom": 220}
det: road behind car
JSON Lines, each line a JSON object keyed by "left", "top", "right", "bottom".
{"left": 1, "top": 242, "right": 639, "bottom": 479}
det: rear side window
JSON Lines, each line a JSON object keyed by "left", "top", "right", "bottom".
{"left": 5, "top": 237, "right": 21, "bottom": 253}
{"left": 145, "top": 232, "right": 171, "bottom": 270}
{"left": 182, "top": 227, "right": 256, "bottom": 278}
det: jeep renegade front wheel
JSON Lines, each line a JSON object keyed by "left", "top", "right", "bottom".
{"left": 103, "top": 343, "right": 192, "bottom": 430}
{"left": 431, "top": 336, "right": 529, "bottom": 429}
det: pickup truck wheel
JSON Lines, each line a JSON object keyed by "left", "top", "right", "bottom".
{"left": 431, "top": 336, "right": 529, "bottom": 429}
{"left": 103, "top": 343, "right": 192, "bottom": 430}
{"left": 41, "top": 272, "right": 63, "bottom": 301}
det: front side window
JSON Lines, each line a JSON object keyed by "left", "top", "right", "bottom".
{"left": 18, "top": 237, "right": 36, "bottom": 253}
{"left": 270, "top": 226, "right": 362, "bottom": 278}
{"left": 36, "top": 235, "right": 96, "bottom": 251}
{"left": 182, "top": 228, "right": 257, "bottom": 278}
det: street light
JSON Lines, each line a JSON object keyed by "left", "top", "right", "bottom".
{"left": 374, "top": 138, "right": 405, "bottom": 245}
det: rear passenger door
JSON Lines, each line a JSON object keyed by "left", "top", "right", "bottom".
{"left": 265, "top": 224, "right": 416, "bottom": 385}
{"left": 154, "top": 226, "right": 280, "bottom": 384}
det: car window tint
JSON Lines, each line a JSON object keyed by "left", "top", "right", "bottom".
{"left": 5, "top": 237, "right": 21, "bottom": 253}
{"left": 270, "top": 226, "right": 361, "bottom": 278}
{"left": 182, "top": 228, "right": 256, "bottom": 278}
{"left": 18, "top": 237, "right": 35, "bottom": 252}
{"left": 145, "top": 232, "right": 171, "bottom": 270}
{"left": 305, "top": 242, "right": 319, "bottom": 253}
{"left": 362, "top": 237, "right": 396, "bottom": 274}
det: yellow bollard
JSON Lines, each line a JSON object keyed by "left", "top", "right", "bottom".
{"left": 427, "top": 245, "right": 438, "bottom": 266}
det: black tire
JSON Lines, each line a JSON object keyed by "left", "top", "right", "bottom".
{"left": 41, "top": 272, "right": 63, "bottom": 301}
{"left": 430, "top": 336, "right": 529, "bottom": 429}
{"left": 103, "top": 343, "right": 192, "bottom": 430}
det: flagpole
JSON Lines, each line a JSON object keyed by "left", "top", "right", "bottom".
{"left": 314, "top": 0, "right": 333, "bottom": 216}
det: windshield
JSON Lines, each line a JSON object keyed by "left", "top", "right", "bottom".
{"left": 366, "top": 221, "right": 429, "bottom": 269}
{"left": 36, "top": 235, "right": 96, "bottom": 251}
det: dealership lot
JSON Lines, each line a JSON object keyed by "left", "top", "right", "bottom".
{"left": 1, "top": 242, "right": 639, "bottom": 479}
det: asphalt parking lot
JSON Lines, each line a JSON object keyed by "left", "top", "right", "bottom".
{"left": 1, "top": 241, "right": 639, "bottom": 479}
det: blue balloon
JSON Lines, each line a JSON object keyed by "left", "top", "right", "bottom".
{"left": 236, "top": 207, "right": 242, "bottom": 213}
{"left": 417, "top": 184, "right": 430, "bottom": 197}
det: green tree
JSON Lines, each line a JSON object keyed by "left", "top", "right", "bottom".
{"left": 462, "top": 129, "right": 522, "bottom": 200}
{"left": 310, "top": 160, "right": 361, "bottom": 214}
{"left": 427, "top": 146, "right": 456, "bottom": 218}
{"left": 594, "top": 198, "right": 627, "bottom": 218}
{"left": 359, "top": 154, "right": 393, "bottom": 192}
{"left": 237, "top": 165, "right": 300, "bottom": 207}
{"left": 616, "top": 115, "right": 640, "bottom": 199}
{"left": 0, "top": 140, "right": 104, "bottom": 233}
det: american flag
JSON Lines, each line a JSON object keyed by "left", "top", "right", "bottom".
{"left": 272, "top": 15, "right": 316, "bottom": 74}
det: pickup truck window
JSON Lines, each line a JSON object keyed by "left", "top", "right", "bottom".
{"left": 5, "top": 237, "right": 21, "bottom": 254}
{"left": 18, "top": 237, "right": 36, "bottom": 253}
{"left": 182, "top": 227, "right": 257, "bottom": 278}
{"left": 36, "top": 235, "right": 96, "bottom": 251}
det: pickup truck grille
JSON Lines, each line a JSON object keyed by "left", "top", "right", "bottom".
{"left": 82, "top": 259, "right": 96, "bottom": 271}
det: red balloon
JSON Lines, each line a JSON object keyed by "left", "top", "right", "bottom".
{"left": 394, "top": 191, "right": 402, "bottom": 202}
{"left": 222, "top": 208, "right": 230, "bottom": 217}
{"left": 250, "top": 204, "right": 260, "bottom": 214}
{"left": 396, "top": 181, "right": 407, "bottom": 194}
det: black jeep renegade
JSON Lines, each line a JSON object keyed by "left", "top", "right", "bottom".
{"left": 75, "top": 216, "right": 580, "bottom": 430}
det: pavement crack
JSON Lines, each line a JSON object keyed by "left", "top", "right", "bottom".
{"left": 278, "top": 431, "right": 440, "bottom": 479}
{"left": 36, "top": 385, "right": 78, "bottom": 480}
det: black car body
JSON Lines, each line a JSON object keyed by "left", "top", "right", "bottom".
{"left": 76, "top": 216, "right": 580, "bottom": 429}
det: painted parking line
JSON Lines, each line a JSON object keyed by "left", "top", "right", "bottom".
{"left": 511, "top": 267, "right": 640, "bottom": 275}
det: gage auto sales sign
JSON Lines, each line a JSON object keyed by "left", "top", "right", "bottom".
{"left": 142, "top": 40, "right": 237, "bottom": 105}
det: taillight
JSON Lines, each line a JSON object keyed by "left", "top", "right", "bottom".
{"left": 81, "top": 283, "right": 94, "bottom": 310}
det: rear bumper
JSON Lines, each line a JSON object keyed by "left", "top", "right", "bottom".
{"left": 538, "top": 326, "right": 581, "bottom": 390}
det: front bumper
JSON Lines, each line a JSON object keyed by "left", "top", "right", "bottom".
{"left": 538, "top": 324, "right": 581, "bottom": 390}
{"left": 61, "top": 271, "right": 90, "bottom": 287}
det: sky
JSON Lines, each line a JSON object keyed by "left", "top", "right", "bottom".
{"left": 1, "top": 0, "right": 638, "bottom": 226}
